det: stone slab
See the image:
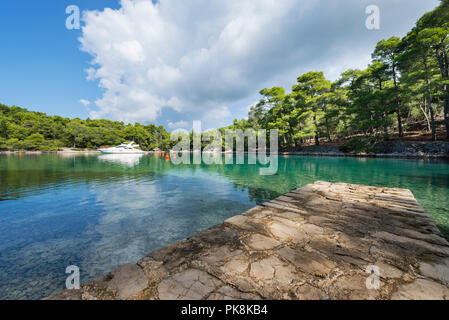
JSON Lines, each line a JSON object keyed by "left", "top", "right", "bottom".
{"left": 47, "top": 181, "right": 449, "bottom": 300}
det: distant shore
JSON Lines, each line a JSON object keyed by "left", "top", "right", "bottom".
{"left": 281, "top": 151, "right": 449, "bottom": 159}
{"left": 1, "top": 141, "right": 449, "bottom": 159}
{"left": 0, "top": 149, "right": 102, "bottom": 155}
{"left": 283, "top": 141, "right": 449, "bottom": 159}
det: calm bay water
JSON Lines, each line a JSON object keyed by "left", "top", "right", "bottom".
{"left": 0, "top": 153, "right": 448, "bottom": 299}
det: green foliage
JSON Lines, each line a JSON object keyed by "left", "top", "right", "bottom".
{"left": 228, "top": 1, "right": 449, "bottom": 148}
{"left": 0, "top": 104, "right": 174, "bottom": 151}
{"left": 23, "top": 133, "right": 45, "bottom": 150}
{"left": 5, "top": 138, "right": 25, "bottom": 151}
{"left": 0, "top": 137, "right": 6, "bottom": 149}
{"left": 341, "top": 136, "right": 382, "bottom": 154}
{"left": 1, "top": 2, "right": 448, "bottom": 153}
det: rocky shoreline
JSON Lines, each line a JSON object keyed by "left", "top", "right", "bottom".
{"left": 282, "top": 141, "right": 449, "bottom": 159}
{"left": 1, "top": 141, "right": 449, "bottom": 159}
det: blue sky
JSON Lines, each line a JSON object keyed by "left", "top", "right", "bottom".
{"left": 0, "top": 1, "right": 121, "bottom": 119}
{"left": 0, "top": 0, "right": 440, "bottom": 130}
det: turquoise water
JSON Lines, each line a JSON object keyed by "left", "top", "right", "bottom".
{"left": 0, "top": 153, "right": 448, "bottom": 299}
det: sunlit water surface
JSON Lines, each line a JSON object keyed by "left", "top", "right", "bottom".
{"left": 0, "top": 153, "right": 448, "bottom": 299}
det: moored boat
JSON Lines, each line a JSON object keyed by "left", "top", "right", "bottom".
{"left": 98, "top": 142, "right": 145, "bottom": 154}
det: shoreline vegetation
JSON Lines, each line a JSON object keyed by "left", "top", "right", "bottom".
{"left": 1, "top": 2, "right": 449, "bottom": 156}
{"left": 2, "top": 140, "right": 448, "bottom": 159}
{"left": 222, "top": 1, "right": 449, "bottom": 152}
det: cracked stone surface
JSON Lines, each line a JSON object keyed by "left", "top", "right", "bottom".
{"left": 158, "top": 269, "right": 222, "bottom": 300}
{"left": 47, "top": 181, "right": 449, "bottom": 300}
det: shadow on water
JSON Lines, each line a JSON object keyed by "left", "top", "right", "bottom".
{"left": 395, "top": 173, "right": 449, "bottom": 189}
{"left": 437, "top": 225, "right": 449, "bottom": 240}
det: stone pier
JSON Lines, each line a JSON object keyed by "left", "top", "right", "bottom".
{"left": 48, "top": 181, "right": 449, "bottom": 300}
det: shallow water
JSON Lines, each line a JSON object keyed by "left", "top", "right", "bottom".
{"left": 0, "top": 153, "right": 448, "bottom": 299}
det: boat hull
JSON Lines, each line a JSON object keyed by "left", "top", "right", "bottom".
{"left": 99, "top": 149, "right": 145, "bottom": 154}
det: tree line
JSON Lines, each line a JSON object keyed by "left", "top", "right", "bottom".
{"left": 1, "top": 1, "right": 448, "bottom": 153}
{"left": 224, "top": 1, "right": 449, "bottom": 152}
{"left": 0, "top": 104, "right": 172, "bottom": 151}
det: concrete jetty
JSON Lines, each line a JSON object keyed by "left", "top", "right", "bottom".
{"left": 48, "top": 181, "right": 449, "bottom": 300}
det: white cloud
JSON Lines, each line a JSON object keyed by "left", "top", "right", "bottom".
{"left": 167, "top": 120, "right": 188, "bottom": 130}
{"left": 79, "top": 99, "right": 91, "bottom": 107}
{"left": 79, "top": 0, "right": 439, "bottom": 127}
{"left": 202, "top": 106, "right": 232, "bottom": 130}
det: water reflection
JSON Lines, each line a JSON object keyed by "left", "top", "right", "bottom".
{"left": 98, "top": 154, "right": 144, "bottom": 167}
{"left": 0, "top": 154, "right": 448, "bottom": 300}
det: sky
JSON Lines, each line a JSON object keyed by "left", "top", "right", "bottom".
{"left": 0, "top": 0, "right": 440, "bottom": 131}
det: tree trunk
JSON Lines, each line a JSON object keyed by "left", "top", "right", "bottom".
{"left": 369, "top": 114, "right": 374, "bottom": 135}
{"left": 443, "top": 48, "right": 449, "bottom": 139}
{"left": 420, "top": 99, "right": 431, "bottom": 133}
{"left": 322, "top": 104, "right": 332, "bottom": 142}
{"left": 393, "top": 66, "right": 403, "bottom": 137}
{"left": 379, "top": 79, "right": 388, "bottom": 135}
{"left": 429, "top": 100, "right": 436, "bottom": 141}
{"left": 424, "top": 56, "right": 436, "bottom": 141}
{"left": 313, "top": 115, "right": 319, "bottom": 146}
{"left": 325, "top": 117, "right": 331, "bottom": 142}
{"left": 444, "top": 88, "right": 449, "bottom": 140}
{"left": 436, "top": 48, "right": 449, "bottom": 139}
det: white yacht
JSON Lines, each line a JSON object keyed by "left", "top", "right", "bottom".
{"left": 98, "top": 142, "right": 145, "bottom": 154}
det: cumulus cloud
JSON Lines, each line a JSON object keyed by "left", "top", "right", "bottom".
{"left": 202, "top": 106, "right": 232, "bottom": 130}
{"left": 167, "top": 120, "right": 189, "bottom": 130}
{"left": 79, "top": 0, "right": 439, "bottom": 128}
{"left": 79, "top": 99, "right": 91, "bottom": 107}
